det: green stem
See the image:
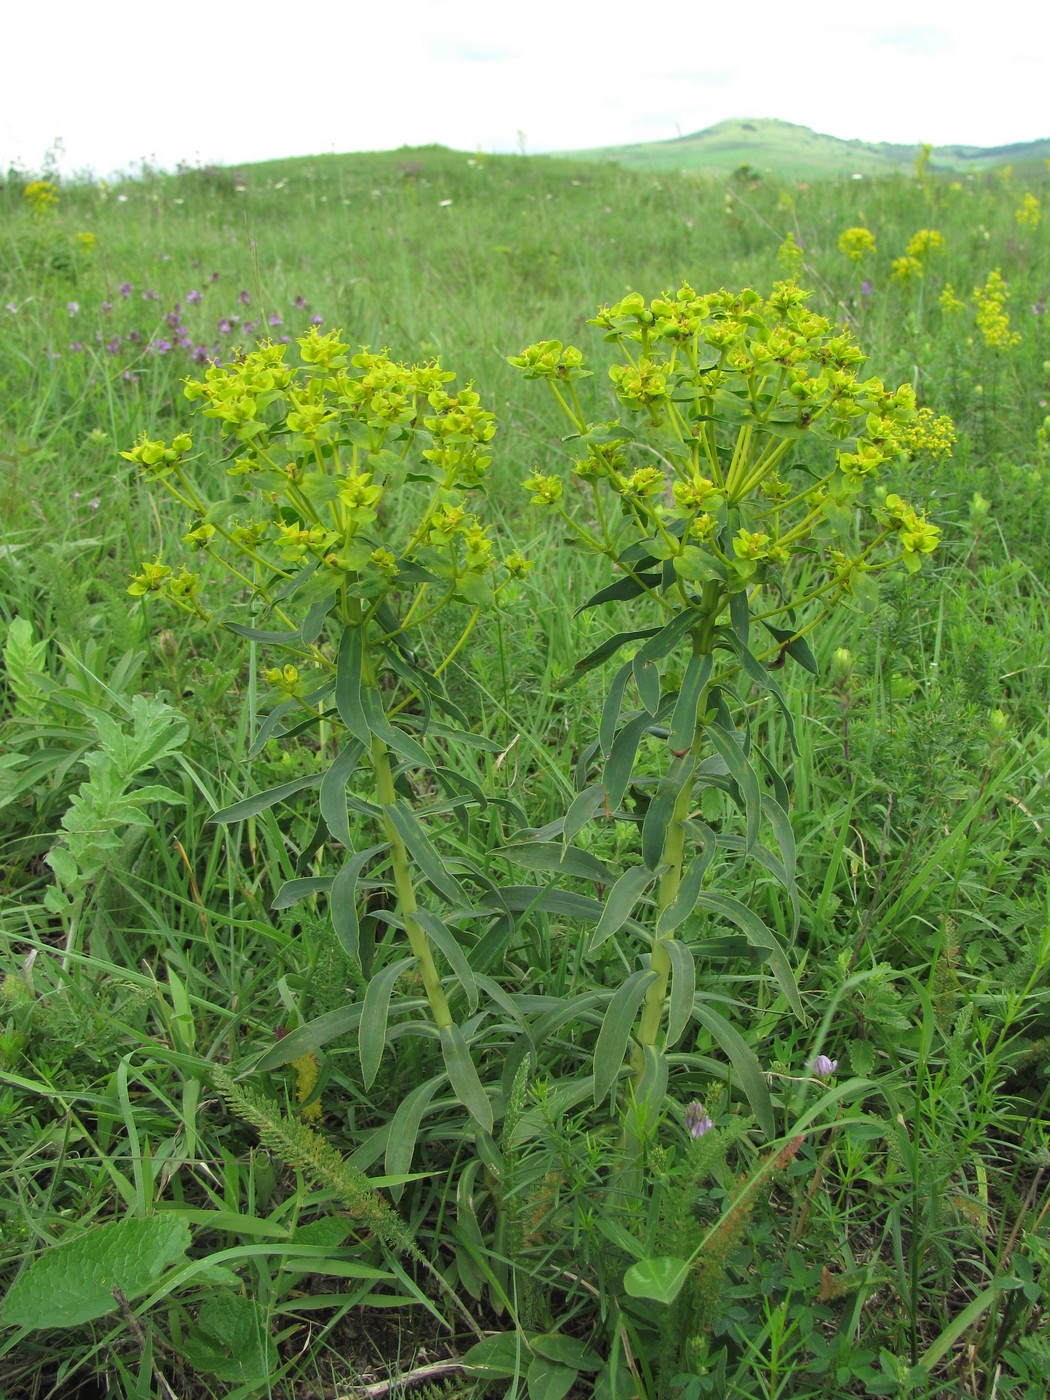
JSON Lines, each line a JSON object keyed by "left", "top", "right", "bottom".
{"left": 370, "top": 732, "right": 453, "bottom": 1030}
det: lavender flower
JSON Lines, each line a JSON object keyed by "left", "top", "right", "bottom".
{"left": 69, "top": 341, "right": 84, "bottom": 352}
{"left": 237, "top": 289, "right": 251, "bottom": 305}
{"left": 141, "top": 289, "right": 160, "bottom": 302}
{"left": 217, "top": 317, "right": 235, "bottom": 335}
{"left": 268, "top": 312, "right": 283, "bottom": 327}
{"left": 66, "top": 301, "right": 79, "bottom": 317}
{"left": 208, "top": 271, "right": 220, "bottom": 283}
{"left": 684, "top": 1101, "right": 714, "bottom": 1138}
{"left": 309, "top": 313, "right": 323, "bottom": 326}
{"left": 119, "top": 282, "right": 133, "bottom": 298}
{"left": 101, "top": 301, "right": 112, "bottom": 315}
{"left": 811, "top": 1054, "right": 839, "bottom": 1080}
{"left": 186, "top": 288, "right": 203, "bottom": 305}
{"left": 105, "top": 337, "right": 121, "bottom": 354}
{"left": 293, "top": 295, "right": 308, "bottom": 310}
{"left": 860, "top": 279, "right": 873, "bottom": 299}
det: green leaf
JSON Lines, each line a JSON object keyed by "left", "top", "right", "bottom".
{"left": 271, "top": 876, "right": 333, "bottom": 911}
{"left": 0, "top": 1215, "right": 191, "bottom": 1330}
{"left": 211, "top": 773, "right": 322, "bottom": 825}
{"left": 224, "top": 621, "right": 302, "bottom": 644}
{"left": 761, "top": 619, "right": 818, "bottom": 675}
{"left": 412, "top": 910, "right": 478, "bottom": 1014}
{"left": 728, "top": 633, "right": 798, "bottom": 755}
{"left": 691, "top": 1000, "right": 774, "bottom": 1136}
{"left": 575, "top": 572, "right": 662, "bottom": 614}
{"left": 706, "top": 718, "right": 760, "bottom": 849}
{"left": 668, "top": 652, "right": 713, "bottom": 752}
{"left": 359, "top": 956, "right": 416, "bottom": 1090}
{"left": 599, "top": 660, "right": 634, "bottom": 753}
{"left": 694, "top": 891, "right": 804, "bottom": 1020}
{"left": 641, "top": 754, "right": 693, "bottom": 871}
{"left": 440, "top": 1023, "right": 493, "bottom": 1132}
{"left": 531, "top": 1334, "right": 603, "bottom": 1372}
{"left": 603, "top": 710, "right": 655, "bottom": 810}
{"left": 463, "top": 1330, "right": 524, "bottom": 1378}
{"left": 183, "top": 1292, "right": 277, "bottom": 1383}
{"left": 527, "top": 1356, "right": 577, "bottom": 1400}
{"left": 384, "top": 800, "right": 465, "bottom": 904}
{"left": 318, "top": 739, "right": 365, "bottom": 847}
{"left": 384, "top": 1074, "right": 447, "bottom": 1188}
{"left": 572, "top": 627, "right": 661, "bottom": 681}
{"left": 330, "top": 843, "right": 386, "bottom": 963}
{"left": 255, "top": 1005, "right": 363, "bottom": 1069}
{"left": 592, "top": 865, "right": 657, "bottom": 950}
{"left": 656, "top": 824, "right": 717, "bottom": 935}
{"left": 593, "top": 968, "right": 657, "bottom": 1105}
{"left": 335, "top": 625, "right": 372, "bottom": 746}
{"left": 622, "top": 1256, "right": 690, "bottom": 1304}
{"left": 664, "top": 938, "right": 696, "bottom": 1049}
{"left": 563, "top": 783, "right": 605, "bottom": 845}
{"left": 501, "top": 841, "right": 613, "bottom": 884}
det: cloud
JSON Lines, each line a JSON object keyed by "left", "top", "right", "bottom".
{"left": 873, "top": 26, "right": 954, "bottom": 58}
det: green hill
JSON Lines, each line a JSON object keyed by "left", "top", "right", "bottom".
{"left": 561, "top": 117, "right": 1050, "bottom": 180}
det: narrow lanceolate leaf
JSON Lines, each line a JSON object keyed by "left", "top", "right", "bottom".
{"left": 384, "top": 1074, "right": 447, "bottom": 1187}
{"left": 359, "top": 956, "right": 416, "bottom": 1090}
{"left": 602, "top": 710, "right": 655, "bottom": 811}
{"left": 691, "top": 1000, "right": 775, "bottom": 1137}
{"left": 694, "top": 891, "right": 804, "bottom": 1021}
{"left": 412, "top": 910, "right": 478, "bottom": 1015}
{"left": 656, "top": 824, "right": 718, "bottom": 935}
{"left": 664, "top": 938, "right": 696, "bottom": 1049}
{"left": 728, "top": 633, "right": 798, "bottom": 755}
{"left": 225, "top": 621, "right": 303, "bottom": 644}
{"left": 641, "top": 755, "right": 693, "bottom": 872}
{"left": 500, "top": 842, "right": 614, "bottom": 884}
{"left": 729, "top": 589, "right": 750, "bottom": 648}
{"left": 440, "top": 1024, "right": 493, "bottom": 1132}
{"left": 271, "top": 876, "right": 334, "bottom": 911}
{"left": 761, "top": 795, "right": 799, "bottom": 928}
{"left": 318, "top": 739, "right": 365, "bottom": 848}
{"left": 335, "top": 626, "right": 372, "bottom": 746}
{"left": 761, "top": 619, "right": 818, "bottom": 675}
{"left": 599, "top": 660, "right": 635, "bottom": 755}
{"left": 572, "top": 627, "right": 662, "bottom": 681}
{"left": 633, "top": 650, "right": 662, "bottom": 714}
{"left": 705, "top": 720, "right": 761, "bottom": 850}
{"left": 384, "top": 800, "right": 464, "bottom": 904}
{"left": 330, "top": 844, "right": 386, "bottom": 963}
{"left": 575, "top": 571, "right": 662, "bottom": 614}
{"left": 592, "top": 865, "right": 658, "bottom": 951}
{"left": 668, "top": 652, "right": 713, "bottom": 753}
{"left": 211, "top": 773, "right": 322, "bottom": 825}
{"left": 592, "top": 969, "right": 658, "bottom": 1106}
{"left": 563, "top": 784, "right": 606, "bottom": 846}
{"left": 361, "top": 685, "right": 431, "bottom": 770}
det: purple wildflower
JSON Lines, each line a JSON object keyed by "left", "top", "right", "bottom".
{"left": 186, "top": 288, "right": 203, "bottom": 305}
{"left": 123, "top": 370, "right": 139, "bottom": 383}
{"left": 268, "top": 312, "right": 283, "bottom": 327}
{"left": 5, "top": 302, "right": 19, "bottom": 314}
{"left": 217, "top": 317, "right": 235, "bottom": 335}
{"left": 66, "top": 301, "right": 79, "bottom": 317}
{"left": 684, "top": 1101, "right": 714, "bottom": 1138}
{"left": 208, "top": 271, "right": 220, "bottom": 283}
{"left": 152, "top": 338, "right": 173, "bottom": 355}
{"left": 69, "top": 341, "right": 84, "bottom": 352}
{"left": 811, "top": 1054, "right": 838, "bottom": 1080}
{"left": 238, "top": 289, "right": 251, "bottom": 305}
{"left": 242, "top": 320, "right": 257, "bottom": 334}
{"left": 141, "top": 289, "right": 160, "bottom": 302}
{"left": 101, "top": 300, "right": 112, "bottom": 315}
{"left": 105, "top": 337, "right": 122, "bottom": 354}
{"left": 293, "top": 295, "right": 308, "bottom": 310}
{"left": 127, "top": 330, "right": 143, "bottom": 344}
{"left": 860, "top": 279, "right": 873, "bottom": 299}
{"left": 166, "top": 310, "right": 183, "bottom": 329}
{"left": 309, "top": 314, "right": 323, "bottom": 326}
{"left": 1032, "top": 298, "right": 1046, "bottom": 317}
{"left": 119, "top": 282, "right": 133, "bottom": 298}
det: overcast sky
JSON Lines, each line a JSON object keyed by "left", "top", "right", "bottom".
{"left": 6, "top": 1, "right": 1047, "bottom": 178}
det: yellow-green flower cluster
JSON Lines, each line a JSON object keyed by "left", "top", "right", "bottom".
{"left": 973, "top": 269, "right": 1021, "bottom": 349}
{"left": 511, "top": 281, "right": 949, "bottom": 597}
{"left": 838, "top": 227, "right": 876, "bottom": 261}
{"left": 125, "top": 325, "right": 527, "bottom": 623}
{"left": 905, "top": 229, "right": 945, "bottom": 261}
{"left": 876, "top": 494, "right": 941, "bottom": 573}
{"left": 777, "top": 231, "right": 804, "bottom": 276}
{"left": 1016, "top": 192, "right": 1040, "bottom": 229}
{"left": 23, "top": 180, "right": 59, "bottom": 216}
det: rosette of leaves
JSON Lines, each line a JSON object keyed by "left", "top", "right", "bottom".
{"left": 124, "top": 328, "right": 532, "bottom": 1133}
{"left": 509, "top": 282, "right": 949, "bottom": 1131}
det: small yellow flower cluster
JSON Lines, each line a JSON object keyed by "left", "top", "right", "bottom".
{"left": 898, "top": 407, "right": 956, "bottom": 460}
{"left": 905, "top": 229, "right": 945, "bottom": 261}
{"left": 876, "top": 494, "right": 941, "bottom": 573}
{"left": 939, "top": 284, "right": 965, "bottom": 315}
{"left": 777, "top": 231, "right": 804, "bottom": 276}
{"left": 973, "top": 269, "right": 1021, "bottom": 350}
{"left": 23, "top": 180, "right": 58, "bottom": 216}
{"left": 890, "top": 256, "right": 922, "bottom": 284}
{"left": 1015, "top": 192, "right": 1040, "bottom": 229}
{"left": 837, "top": 227, "right": 876, "bottom": 261}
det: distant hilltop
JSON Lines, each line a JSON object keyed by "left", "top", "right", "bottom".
{"left": 561, "top": 117, "right": 1050, "bottom": 180}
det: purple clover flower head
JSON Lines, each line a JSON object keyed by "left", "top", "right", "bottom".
{"left": 186, "top": 288, "right": 203, "bottom": 305}
{"left": 152, "top": 338, "right": 173, "bottom": 355}
{"left": 123, "top": 369, "right": 139, "bottom": 383}
{"left": 5, "top": 302, "right": 19, "bottom": 314}
{"left": 811, "top": 1054, "right": 839, "bottom": 1080}
{"left": 119, "top": 282, "right": 133, "bottom": 298}
{"left": 69, "top": 341, "right": 84, "bottom": 352}
{"left": 87, "top": 497, "right": 101, "bottom": 511}
{"left": 684, "top": 1101, "right": 714, "bottom": 1138}
{"left": 166, "top": 311, "right": 183, "bottom": 329}
{"left": 268, "top": 312, "right": 282, "bottom": 326}
{"left": 242, "top": 320, "right": 257, "bottom": 334}
{"left": 293, "top": 295, "right": 308, "bottom": 310}
{"left": 101, "top": 300, "right": 112, "bottom": 315}
{"left": 106, "top": 337, "right": 122, "bottom": 354}
{"left": 1032, "top": 298, "right": 1046, "bottom": 317}
{"left": 309, "top": 313, "right": 323, "bottom": 326}
{"left": 217, "top": 317, "right": 234, "bottom": 335}
{"left": 208, "top": 271, "right": 220, "bottom": 283}
{"left": 127, "top": 330, "right": 143, "bottom": 344}
{"left": 66, "top": 301, "right": 79, "bottom": 317}
{"left": 238, "top": 289, "right": 251, "bottom": 305}
{"left": 860, "top": 279, "right": 873, "bottom": 299}
{"left": 191, "top": 344, "right": 211, "bottom": 363}
{"left": 142, "top": 289, "right": 160, "bottom": 302}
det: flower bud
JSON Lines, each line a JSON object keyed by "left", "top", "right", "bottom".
{"left": 830, "top": 647, "right": 853, "bottom": 684}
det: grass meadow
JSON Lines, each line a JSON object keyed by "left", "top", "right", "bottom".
{"left": 1, "top": 145, "right": 1049, "bottom": 1399}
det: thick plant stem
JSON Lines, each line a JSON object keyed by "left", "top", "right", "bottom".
{"left": 370, "top": 733, "right": 453, "bottom": 1030}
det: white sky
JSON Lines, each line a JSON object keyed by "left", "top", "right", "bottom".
{"left": 6, "top": 1, "right": 1047, "bottom": 178}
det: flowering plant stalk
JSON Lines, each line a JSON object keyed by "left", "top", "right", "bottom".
{"left": 511, "top": 280, "right": 950, "bottom": 1128}
{"left": 125, "top": 327, "right": 529, "bottom": 1130}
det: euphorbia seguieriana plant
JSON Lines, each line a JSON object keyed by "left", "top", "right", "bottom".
{"left": 124, "top": 327, "right": 530, "bottom": 1131}
{"left": 510, "top": 281, "right": 952, "bottom": 1138}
